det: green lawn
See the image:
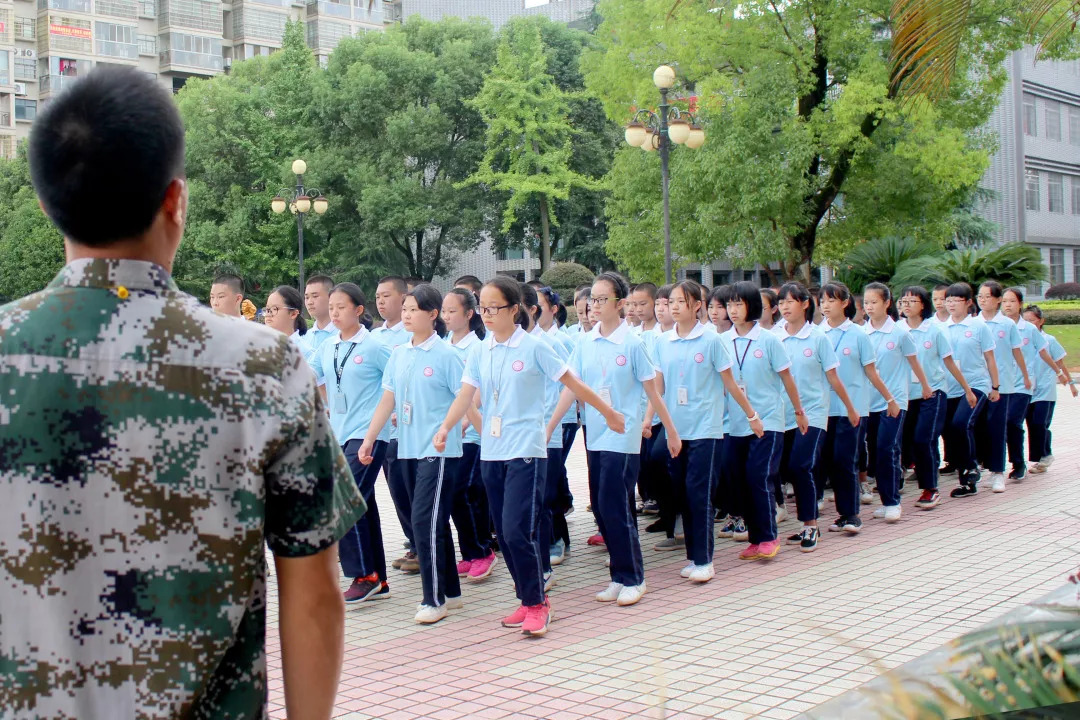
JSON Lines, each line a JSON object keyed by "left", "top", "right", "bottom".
{"left": 1044, "top": 324, "right": 1080, "bottom": 368}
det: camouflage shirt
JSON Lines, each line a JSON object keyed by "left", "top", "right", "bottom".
{"left": 0, "top": 259, "right": 364, "bottom": 719}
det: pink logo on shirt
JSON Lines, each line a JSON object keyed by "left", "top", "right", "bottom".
{"left": 353, "top": 356, "right": 364, "bottom": 364}
{"left": 423, "top": 367, "right": 434, "bottom": 377}
{"left": 616, "top": 354, "right": 628, "bottom": 366}
{"left": 924, "top": 340, "right": 933, "bottom": 349}
{"left": 886, "top": 341, "right": 896, "bottom": 350}
{"left": 1023, "top": 337, "right": 1030, "bottom": 346}
{"left": 803, "top": 348, "right": 813, "bottom": 357}
{"left": 965, "top": 330, "right": 973, "bottom": 338}
{"left": 512, "top": 360, "right": 525, "bottom": 372}
{"left": 843, "top": 348, "right": 852, "bottom": 356}
{"left": 694, "top": 352, "right": 705, "bottom": 363}
{"left": 998, "top": 330, "right": 1006, "bottom": 338}
{"left": 754, "top": 349, "right": 764, "bottom": 358}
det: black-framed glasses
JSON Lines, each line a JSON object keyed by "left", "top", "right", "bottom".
{"left": 478, "top": 304, "right": 511, "bottom": 316}
{"left": 262, "top": 306, "right": 298, "bottom": 317}
{"left": 587, "top": 296, "right": 612, "bottom": 307}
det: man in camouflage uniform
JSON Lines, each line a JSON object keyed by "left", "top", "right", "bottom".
{"left": 0, "top": 67, "right": 364, "bottom": 719}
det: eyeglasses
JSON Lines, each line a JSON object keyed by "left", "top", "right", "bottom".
{"left": 587, "top": 296, "right": 612, "bottom": 307}
{"left": 478, "top": 304, "right": 511, "bottom": 316}
{"left": 262, "top": 306, "right": 298, "bottom": 317}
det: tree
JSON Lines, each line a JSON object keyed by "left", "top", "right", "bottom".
{"left": 892, "top": 242, "right": 1047, "bottom": 289}
{"left": 0, "top": 148, "right": 64, "bottom": 303}
{"left": 311, "top": 17, "right": 500, "bottom": 281}
{"left": 462, "top": 23, "right": 602, "bottom": 274}
{"left": 584, "top": 0, "right": 1031, "bottom": 283}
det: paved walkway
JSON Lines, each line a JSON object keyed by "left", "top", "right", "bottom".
{"left": 266, "top": 392, "right": 1080, "bottom": 720}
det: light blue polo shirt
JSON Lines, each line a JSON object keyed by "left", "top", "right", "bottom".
{"left": 865, "top": 317, "right": 918, "bottom": 412}
{"left": 445, "top": 330, "right": 482, "bottom": 444}
{"left": 982, "top": 311, "right": 1023, "bottom": 395}
{"left": 777, "top": 322, "right": 838, "bottom": 431}
{"left": 299, "top": 319, "right": 337, "bottom": 381}
{"left": 822, "top": 319, "right": 877, "bottom": 417}
{"left": 904, "top": 318, "right": 953, "bottom": 397}
{"left": 461, "top": 325, "right": 569, "bottom": 461}
{"left": 310, "top": 326, "right": 392, "bottom": 444}
{"left": 721, "top": 322, "right": 791, "bottom": 437}
{"left": 943, "top": 315, "right": 996, "bottom": 397}
{"left": 533, "top": 325, "right": 571, "bottom": 449}
{"left": 1033, "top": 332, "right": 1066, "bottom": 403}
{"left": 382, "top": 333, "right": 465, "bottom": 459}
{"left": 1013, "top": 317, "right": 1048, "bottom": 396}
{"left": 371, "top": 320, "right": 412, "bottom": 440}
{"left": 559, "top": 328, "right": 585, "bottom": 427}
{"left": 654, "top": 323, "right": 733, "bottom": 441}
{"left": 570, "top": 321, "right": 655, "bottom": 454}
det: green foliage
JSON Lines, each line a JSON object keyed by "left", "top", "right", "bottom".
{"left": 461, "top": 22, "right": 603, "bottom": 272}
{"left": 585, "top": 0, "right": 1028, "bottom": 280}
{"left": 540, "top": 261, "right": 595, "bottom": 302}
{"left": 0, "top": 148, "right": 64, "bottom": 303}
{"left": 891, "top": 243, "right": 1047, "bottom": 290}
{"left": 834, "top": 237, "right": 942, "bottom": 294}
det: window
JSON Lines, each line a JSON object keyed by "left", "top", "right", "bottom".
{"left": 138, "top": 34, "right": 156, "bottom": 55}
{"left": 1073, "top": 177, "right": 1080, "bottom": 215}
{"left": 1023, "top": 93, "right": 1037, "bottom": 136}
{"left": 14, "top": 98, "right": 36, "bottom": 122}
{"left": 15, "top": 56, "right": 35, "bottom": 80}
{"left": 1050, "top": 248, "right": 1065, "bottom": 285}
{"left": 1048, "top": 172, "right": 1065, "bottom": 213}
{"left": 1074, "top": 250, "right": 1080, "bottom": 285}
{"left": 685, "top": 269, "right": 702, "bottom": 284}
{"left": 1071, "top": 106, "right": 1080, "bottom": 146}
{"left": 15, "top": 17, "right": 36, "bottom": 41}
{"left": 96, "top": 22, "right": 138, "bottom": 59}
{"left": 1028, "top": 280, "right": 1043, "bottom": 298}
{"left": 714, "top": 271, "right": 731, "bottom": 286}
{"left": 1046, "top": 100, "right": 1062, "bottom": 141}
{"left": 496, "top": 246, "right": 525, "bottom": 261}
{"left": 0, "top": 52, "right": 9, "bottom": 87}
{"left": 1025, "top": 170, "right": 1040, "bottom": 211}
{"left": 138, "top": 0, "right": 155, "bottom": 16}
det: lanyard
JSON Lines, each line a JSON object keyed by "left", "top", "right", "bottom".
{"left": 830, "top": 329, "right": 848, "bottom": 353}
{"left": 334, "top": 341, "right": 357, "bottom": 385}
{"left": 733, "top": 337, "right": 753, "bottom": 373}
{"left": 489, "top": 342, "right": 512, "bottom": 407}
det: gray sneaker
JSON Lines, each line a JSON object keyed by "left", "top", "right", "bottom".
{"left": 654, "top": 535, "right": 685, "bottom": 551}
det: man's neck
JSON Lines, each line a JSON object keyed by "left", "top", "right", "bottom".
{"left": 641, "top": 318, "right": 657, "bottom": 331}
{"left": 383, "top": 317, "right": 400, "bottom": 329}
{"left": 315, "top": 316, "right": 332, "bottom": 330}
{"left": 936, "top": 310, "right": 949, "bottom": 321}
{"left": 65, "top": 237, "right": 176, "bottom": 273}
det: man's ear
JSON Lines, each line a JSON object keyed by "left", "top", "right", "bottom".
{"left": 162, "top": 178, "right": 187, "bottom": 226}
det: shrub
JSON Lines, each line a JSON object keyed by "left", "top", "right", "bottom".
{"left": 1045, "top": 282, "right": 1080, "bottom": 300}
{"left": 539, "top": 262, "right": 595, "bottom": 306}
{"left": 1041, "top": 309, "right": 1080, "bottom": 325}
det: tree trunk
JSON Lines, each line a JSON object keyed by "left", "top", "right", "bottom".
{"left": 538, "top": 195, "right": 551, "bottom": 274}
{"left": 414, "top": 230, "right": 425, "bottom": 279}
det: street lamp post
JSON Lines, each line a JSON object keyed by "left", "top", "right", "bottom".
{"left": 271, "top": 159, "right": 328, "bottom": 291}
{"left": 624, "top": 65, "right": 706, "bottom": 284}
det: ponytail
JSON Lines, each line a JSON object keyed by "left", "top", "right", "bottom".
{"left": 519, "top": 282, "right": 540, "bottom": 330}
{"left": 406, "top": 283, "right": 447, "bottom": 338}
{"left": 449, "top": 287, "right": 486, "bottom": 339}
{"left": 271, "top": 285, "right": 307, "bottom": 336}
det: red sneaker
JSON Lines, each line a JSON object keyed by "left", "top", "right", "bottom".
{"left": 521, "top": 600, "right": 553, "bottom": 637}
{"left": 456, "top": 559, "right": 473, "bottom": 577}
{"left": 915, "top": 490, "right": 940, "bottom": 509}
{"left": 586, "top": 534, "right": 605, "bottom": 546}
{"left": 501, "top": 604, "right": 528, "bottom": 628}
{"left": 467, "top": 551, "right": 498, "bottom": 581}
{"left": 343, "top": 573, "right": 381, "bottom": 603}
{"left": 738, "top": 544, "right": 761, "bottom": 561}
{"left": 756, "top": 540, "right": 780, "bottom": 559}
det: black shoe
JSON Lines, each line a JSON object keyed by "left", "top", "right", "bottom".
{"left": 786, "top": 531, "right": 804, "bottom": 545}
{"left": 644, "top": 519, "right": 667, "bottom": 533}
{"left": 940, "top": 464, "right": 959, "bottom": 476}
{"left": 1008, "top": 466, "right": 1026, "bottom": 481}
{"left": 840, "top": 516, "right": 862, "bottom": 534}
{"left": 950, "top": 483, "right": 978, "bottom": 498}
{"left": 800, "top": 526, "right": 820, "bottom": 552}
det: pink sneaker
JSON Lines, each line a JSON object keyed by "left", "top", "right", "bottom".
{"left": 467, "top": 551, "right": 498, "bottom": 581}
{"left": 756, "top": 540, "right": 780, "bottom": 559}
{"left": 738, "top": 544, "right": 761, "bottom": 560}
{"left": 521, "top": 600, "right": 553, "bottom": 637}
{"left": 586, "top": 534, "right": 605, "bottom": 546}
{"left": 456, "top": 559, "right": 473, "bottom": 577}
{"left": 501, "top": 604, "right": 528, "bottom": 628}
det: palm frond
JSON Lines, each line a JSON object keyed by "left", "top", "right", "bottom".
{"left": 1029, "top": 0, "right": 1080, "bottom": 59}
{"left": 889, "top": 0, "right": 972, "bottom": 102}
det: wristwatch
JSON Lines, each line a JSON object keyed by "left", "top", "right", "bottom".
{"left": 992, "top": 385, "right": 1000, "bottom": 391}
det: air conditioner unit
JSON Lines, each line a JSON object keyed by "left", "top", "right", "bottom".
{"left": 13, "top": 82, "right": 26, "bottom": 96}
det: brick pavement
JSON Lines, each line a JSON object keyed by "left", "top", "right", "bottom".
{"left": 266, "top": 391, "right": 1080, "bottom": 720}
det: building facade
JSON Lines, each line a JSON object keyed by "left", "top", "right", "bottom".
{"left": 0, "top": 0, "right": 387, "bottom": 156}
{"left": 978, "top": 48, "right": 1080, "bottom": 297}
{"left": 384, "top": 0, "right": 594, "bottom": 30}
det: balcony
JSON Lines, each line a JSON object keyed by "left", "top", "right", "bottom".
{"left": 39, "top": 73, "right": 80, "bottom": 94}
{"left": 159, "top": 49, "right": 224, "bottom": 73}
{"left": 96, "top": 38, "right": 139, "bottom": 60}
{"left": 354, "top": 4, "right": 382, "bottom": 23}
{"left": 307, "top": 0, "right": 351, "bottom": 21}
{"left": 38, "top": 0, "right": 92, "bottom": 12}
{"left": 0, "top": 112, "right": 11, "bottom": 128}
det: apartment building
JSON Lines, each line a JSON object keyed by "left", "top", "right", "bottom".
{"left": 0, "top": 0, "right": 386, "bottom": 156}
{"left": 979, "top": 48, "right": 1080, "bottom": 297}
{"left": 383, "top": 0, "right": 594, "bottom": 30}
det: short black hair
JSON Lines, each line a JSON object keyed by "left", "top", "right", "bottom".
{"left": 760, "top": 288, "right": 779, "bottom": 321}
{"left": 484, "top": 275, "right": 525, "bottom": 326}
{"left": 212, "top": 273, "right": 244, "bottom": 295}
{"left": 657, "top": 284, "right": 673, "bottom": 300}
{"left": 727, "top": 281, "right": 763, "bottom": 322}
{"left": 632, "top": 282, "right": 658, "bottom": 299}
{"left": 306, "top": 274, "right": 334, "bottom": 292}
{"left": 30, "top": 66, "right": 185, "bottom": 247}
{"left": 900, "top": 286, "right": 933, "bottom": 321}
{"left": 455, "top": 275, "right": 482, "bottom": 293}
{"left": 980, "top": 280, "right": 1004, "bottom": 298}
{"left": 377, "top": 276, "right": 407, "bottom": 294}
{"left": 1005, "top": 286, "right": 1024, "bottom": 304}
{"left": 820, "top": 282, "right": 856, "bottom": 319}
{"left": 404, "top": 276, "right": 423, "bottom": 290}
{"left": 594, "top": 272, "right": 630, "bottom": 300}
{"left": 777, "top": 282, "right": 815, "bottom": 323}
{"left": 933, "top": 284, "right": 950, "bottom": 293}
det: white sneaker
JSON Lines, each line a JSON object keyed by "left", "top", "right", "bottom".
{"left": 872, "top": 506, "right": 887, "bottom": 519}
{"left": 775, "top": 503, "right": 789, "bottom": 523}
{"left": 445, "top": 595, "right": 463, "bottom": 610}
{"left": 902, "top": 468, "right": 916, "bottom": 483}
{"left": 604, "top": 556, "right": 610, "bottom": 568}
{"left": 617, "top": 582, "right": 646, "bottom": 606}
{"left": 884, "top": 505, "right": 902, "bottom": 523}
{"left": 680, "top": 562, "right": 695, "bottom": 578}
{"left": 817, "top": 499, "right": 825, "bottom": 512}
{"left": 782, "top": 482, "right": 794, "bottom": 498}
{"left": 859, "top": 482, "right": 874, "bottom": 504}
{"left": 544, "top": 571, "right": 556, "bottom": 592}
{"left": 1043, "top": 454, "right": 1055, "bottom": 468}
{"left": 687, "top": 563, "right": 715, "bottom": 583}
{"left": 1030, "top": 462, "right": 1048, "bottom": 474}
{"left": 595, "top": 582, "right": 623, "bottom": 602}
{"left": 991, "top": 473, "right": 1006, "bottom": 493}
{"left": 414, "top": 604, "right": 448, "bottom": 624}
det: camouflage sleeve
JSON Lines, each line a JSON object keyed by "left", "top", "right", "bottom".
{"left": 265, "top": 343, "right": 365, "bottom": 557}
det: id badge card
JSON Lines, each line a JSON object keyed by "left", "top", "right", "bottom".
{"left": 599, "top": 387, "right": 612, "bottom": 405}
{"left": 401, "top": 401, "right": 412, "bottom": 425}
{"left": 910, "top": 369, "right": 919, "bottom": 384}
{"left": 737, "top": 382, "right": 747, "bottom": 395}
{"left": 677, "top": 386, "right": 689, "bottom": 406}
{"left": 490, "top": 415, "right": 503, "bottom": 438}
{"left": 333, "top": 389, "right": 347, "bottom": 414}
